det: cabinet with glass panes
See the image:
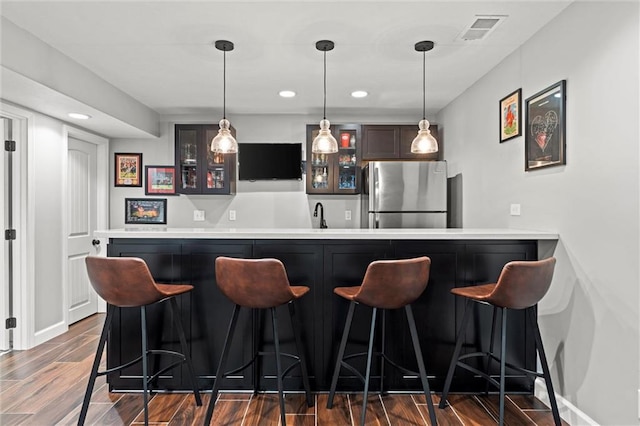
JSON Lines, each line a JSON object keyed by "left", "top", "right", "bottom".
{"left": 305, "top": 124, "right": 361, "bottom": 194}
{"left": 175, "top": 124, "right": 236, "bottom": 195}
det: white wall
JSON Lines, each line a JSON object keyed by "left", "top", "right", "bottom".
{"left": 439, "top": 2, "right": 639, "bottom": 424}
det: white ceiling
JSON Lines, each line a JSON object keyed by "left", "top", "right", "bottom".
{"left": 0, "top": 0, "right": 573, "bottom": 137}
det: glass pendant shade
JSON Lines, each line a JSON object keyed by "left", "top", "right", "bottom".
{"left": 412, "top": 40, "right": 438, "bottom": 154}
{"left": 210, "top": 40, "right": 237, "bottom": 154}
{"left": 312, "top": 118, "right": 338, "bottom": 154}
{"left": 312, "top": 40, "right": 337, "bottom": 154}
{"left": 411, "top": 119, "right": 438, "bottom": 153}
{"left": 211, "top": 118, "right": 237, "bottom": 153}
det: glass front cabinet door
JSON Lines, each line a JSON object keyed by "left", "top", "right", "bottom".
{"left": 306, "top": 124, "right": 361, "bottom": 194}
{"left": 175, "top": 124, "right": 236, "bottom": 195}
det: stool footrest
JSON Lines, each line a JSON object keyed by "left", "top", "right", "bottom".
{"left": 458, "top": 351, "right": 545, "bottom": 379}
{"left": 339, "top": 351, "right": 421, "bottom": 386}
{"left": 94, "top": 349, "right": 186, "bottom": 378}
{"left": 146, "top": 359, "right": 185, "bottom": 385}
{"left": 222, "top": 351, "right": 302, "bottom": 381}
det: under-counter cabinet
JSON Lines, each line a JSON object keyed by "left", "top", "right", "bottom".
{"left": 306, "top": 124, "right": 361, "bottom": 194}
{"left": 362, "top": 124, "right": 440, "bottom": 161}
{"left": 175, "top": 124, "right": 236, "bottom": 194}
{"left": 104, "top": 237, "right": 538, "bottom": 394}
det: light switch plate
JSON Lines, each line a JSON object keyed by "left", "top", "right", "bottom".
{"left": 510, "top": 204, "right": 521, "bottom": 216}
{"left": 193, "top": 210, "right": 205, "bottom": 221}
{"left": 345, "top": 210, "right": 352, "bottom": 220}
{"left": 229, "top": 210, "right": 236, "bottom": 221}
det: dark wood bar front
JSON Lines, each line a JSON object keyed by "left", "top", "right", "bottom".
{"left": 101, "top": 231, "right": 552, "bottom": 395}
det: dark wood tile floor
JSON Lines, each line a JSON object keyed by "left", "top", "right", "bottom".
{"left": 0, "top": 314, "right": 567, "bottom": 425}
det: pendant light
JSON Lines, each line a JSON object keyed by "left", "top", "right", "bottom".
{"left": 311, "top": 40, "right": 338, "bottom": 154}
{"left": 411, "top": 40, "right": 438, "bottom": 154}
{"left": 211, "top": 40, "right": 238, "bottom": 154}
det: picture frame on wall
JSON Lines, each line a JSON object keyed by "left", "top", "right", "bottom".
{"left": 114, "top": 153, "right": 142, "bottom": 187}
{"left": 124, "top": 198, "right": 167, "bottom": 225}
{"left": 499, "top": 88, "right": 522, "bottom": 143}
{"left": 145, "top": 165, "right": 177, "bottom": 195}
{"left": 525, "top": 80, "right": 566, "bottom": 171}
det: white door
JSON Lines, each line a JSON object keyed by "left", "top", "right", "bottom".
{"left": 1, "top": 117, "right": 10, "bottom": 350}
{"left": 67, "top": 137, "right": 98, "bottom": 324}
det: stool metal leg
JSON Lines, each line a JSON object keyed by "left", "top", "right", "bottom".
{"left": 271, "top": 307, "right": 287, "bottom": 426}
{"left": 253, "top": 308, "right": 263, "bottom": 395}
{"left": 141, "top": 306, "right": 150, "bottom": 426}
{"left": 527, "top": 307, "right": 561, "bottom": 426}
{"left": 204, "top": 304, "right": 241, "bottom": 425}
{"left": 380, "top": 309, "right": 386, "bottom": 395}
{"left": 498, "top": 307, "right": 507, "bottom": 426}
{"left": 168, "top": 297, "right": 202, "bottom": 406}
{"left": 360, "top": 307, "right": 378, "bottom": 426}
{"left": 439, "top": 299, "right": 473, "bottom": 409}
{"left": 288, "top": 301, "right": 313, "bottom": 407}
{"left": 484, "top": 306, "right": 498, "bottom": 395}
{"left": 327, "top": 301, "right": 356, "bottom": 409}
{"left": 406, "top": 305, "right": 437, "bottom": 425}
{"left": 78, "top": 305, "right": 115, "bottom": 426}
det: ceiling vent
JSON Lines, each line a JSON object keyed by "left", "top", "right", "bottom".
{"left": 459, "top": 15, "right": 507, "bottom": 41}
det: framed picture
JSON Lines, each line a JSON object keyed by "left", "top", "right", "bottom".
{"left": 525, "top": 80, "right": 566, "bottom": 171}
{"left": 115, "top": 153, "right": 142, "bottom": 187}
{"left": 145, "top": 165, "right": 177, "bottom": 195}
{"left": 124, "top": 198, "right": 167, "bottom": 225}
{"left": 499, "top": 88, "right": 521, "bottom": 142}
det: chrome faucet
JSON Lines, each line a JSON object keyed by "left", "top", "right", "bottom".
{"left": 313, "top": 202, "right": 328, "bottom": 229}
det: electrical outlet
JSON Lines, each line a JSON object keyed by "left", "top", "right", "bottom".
{"left": 510, "top": 204, "right": 521, "bottom": 216}
{"left": 193, "top": 210, "right": 205, "bottom": 221}
{"left": 229, "top": 210, "right": 236, "bottom": 221}
{"left": 345, "top": 210, "right": 352, "bottom": 220}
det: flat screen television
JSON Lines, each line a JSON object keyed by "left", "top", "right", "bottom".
{"left": 238, "top": 143, "right": 303, "bottom": 181}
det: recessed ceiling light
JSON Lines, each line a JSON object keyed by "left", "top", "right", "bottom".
{"left": 351, "top": 91, "right": 368, "bottom": 98}
{"left": 68, "top": 112, "right": 91, "bottom": 120}
{"left": 279, "top": 90, "right": 296, "bottom": 98}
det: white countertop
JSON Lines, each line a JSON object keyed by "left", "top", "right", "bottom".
{"left": 94, "top": 228, "right": 558, "bottom": 240}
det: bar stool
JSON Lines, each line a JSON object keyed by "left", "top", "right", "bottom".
{"left": 439, "top": 257, "right": 561, "bottom": 426}
{"left": 204, "top": 257, "right": 313, "bottom": 426}
{"left": 78, "top": 256, "right": 202, "bottom": 426}
{"left": 326, "top": 256, "right": 437, "bottom": 426}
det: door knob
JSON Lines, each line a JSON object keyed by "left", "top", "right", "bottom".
{"left": 92, "top": 239, "right": 100, "bottom": 246}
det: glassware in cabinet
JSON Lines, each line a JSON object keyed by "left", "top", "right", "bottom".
{"left": 175, "top": 124, "right": 236, "bottom": 194}
{"left": 305, "top": 124, "right": 361, "bottom": 194}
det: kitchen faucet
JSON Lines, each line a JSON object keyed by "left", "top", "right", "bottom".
{"left": 313, "top": 202, "right": 328, "bottom": 229}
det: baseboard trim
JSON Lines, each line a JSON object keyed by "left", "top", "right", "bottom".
{"left": 534, "top": 378, "right": 599, "bottom": 425}
{"left": 33, "top": 320, "right": 68, "bottom": 347}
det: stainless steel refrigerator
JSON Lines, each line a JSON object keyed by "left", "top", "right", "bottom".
{"left": 361, "top": 161, "right": 447, "bottom": 228}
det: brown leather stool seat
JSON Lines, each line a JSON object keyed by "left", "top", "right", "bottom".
{"left": 326, "top": 257, "right": 437, "bottom": 426}
{"left": 204, "top": 257, "right": 313, "bottom": 426}
{"left": 439, "top": 257, "right": 561, "bottom": 426}
{"left": 78, "top": 256, "right": 201, "bottom": 426}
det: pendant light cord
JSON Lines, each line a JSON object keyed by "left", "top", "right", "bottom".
{"left": 422, "top": 50, "right": 426, "bottom": 120}
{"left": 323, "top": 50, "right": 327, "bottom": 120}
{"left": 223, "top": 49, "right": 227, "bottom": 120}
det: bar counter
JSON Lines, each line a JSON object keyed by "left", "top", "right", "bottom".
{"left": 94, "top": 227, "right": 558, "bottom": 394}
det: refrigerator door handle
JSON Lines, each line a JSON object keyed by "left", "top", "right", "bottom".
{"left": 372, "top": 166, "right": 379, "bottom": 212}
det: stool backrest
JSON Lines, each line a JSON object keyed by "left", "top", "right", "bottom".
{"left": 215, "top": 257, "right": 296, "bottom": 309}
{"left": 488, "top": 257, "right": 556, "bottom": 309}
{"left": 354, "top": 256, "right": 431, "bottom": 309}
{"left": 85, "top": 256, "right": 164, "bottom": 307}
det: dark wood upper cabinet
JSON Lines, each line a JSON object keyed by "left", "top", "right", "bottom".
{"left": 175, "top": 124, "right": 236, "bottom": 195}
{"left": 306, "top": 124, "right": 361, "bottom": 195}
{"left": 362, "top": 124, "right": 440, "bottom": 161}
